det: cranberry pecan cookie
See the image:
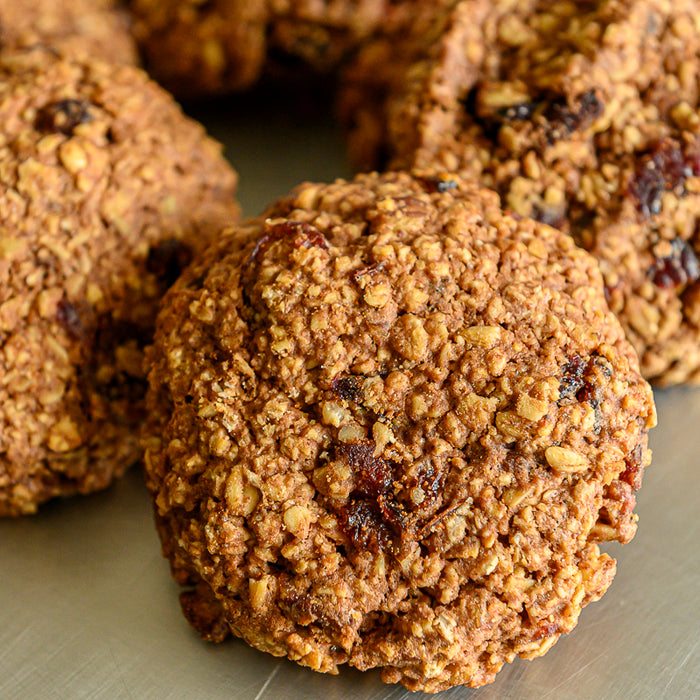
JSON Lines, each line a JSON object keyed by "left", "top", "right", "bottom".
{"left": 340, "top": 0, "right": 700, "bottom": 384}
{"left": 143, "top": 171, "right": 655, "bottom": 692}
{"left": 0, "top": 49, "right": 239, "bottom": 516}
{"left": 0, "top": 0, "right": 138, "bottom": 65}
{"left": 128, "top": 0, "right": 409, "bottom": 97}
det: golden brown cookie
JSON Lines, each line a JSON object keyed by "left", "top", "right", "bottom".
{"left": 0, "top": 0, "right": 139, "bottom": 65}
{"left": 340, "top": 0, "right": 700, "bottom": 384}
{"left": 128, "top": 0, "right": 410, "bottom": 97}
{"left": 143, "top": 171, "right": 655, "bottom": 692}
{"left": 0, "top": 48, "right": 240, "bottom": 516}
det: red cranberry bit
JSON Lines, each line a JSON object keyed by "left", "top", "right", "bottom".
{"left": 334, "top": 440, "right": 408, "bottom": 549}
{"left": 36, "top": 99, "right": 92, "bottom": 136}
{"left": 331, "top": 375, "right": 363, "bottom": 402}
{"left": 631, "top": 139, "right": 700, "bottom": 217}
{"left": 337, "top": 499, "right": 391, "bottom": 552}
{"left": 620, "top": 444, "right": 644, "bottom": 491}
{"left": 336, "top": 440, "right": 392, "bottom": 499}
{"left": 247, "top": 220, "right": 329, "bottom": 264}
{"left": 531, "top": 621, "right": 559, "bottom": 641}
{"left": 546, "top": 89, "right": 604, "bottom": 139}
{"left": 650, "top": 238, "right": 700, "bottom": 289}
{"left": 559, "top": 355, "right": 586, "bottom": 401}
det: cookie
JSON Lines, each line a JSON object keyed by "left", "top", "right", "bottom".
{"left": 0, "top": 0, "right": 139, "bottom": 65}
{"left": 143, "top": 171, "right": 655, "bottom": 692}
{"left": 128, "top": 0, "right": 407, "bottom": 97}
{"left": 0, "top": 48, "right": 240, "bottom": 516}
{"left": 340, "top": 0, "right": 700, "bottom": 384}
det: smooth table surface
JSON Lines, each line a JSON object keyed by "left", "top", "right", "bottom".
{"left": 1, "top": 89, "right": 699, "bottom": 700}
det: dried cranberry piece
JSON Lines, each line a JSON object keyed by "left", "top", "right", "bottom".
{"left": 650, "top": 238, "right": 700, "bottom": 289}
{"left": 631, "top": 139, "right": 700, "bottom": 217}
{"left": 337, "top": 440, "right": 392, "bottom": 499}
{"left": 331, "top": 375, "right": 363, "bottom": 402}
{"left": 559, "top": 355, "right": 586, "bottom": 401}
{"left": 620, "top": 444, "right": 644, "bottom": 491}
{"left": 546, "top": 89, "right": 603, "bottom": 139}
{"left": 531, "top": 621, "right": 559, "bottom": 641}
{"left": 337, "top": 499, "right": 391, "bottom": 552}
{"left": 146, "top": 239, "right": 193, "bottom": 288}
{"left": 247, "top": 220, "right": 329, "bottom": 265}
{"left": 36, "top": 99, "right": 92, "bottom": 136}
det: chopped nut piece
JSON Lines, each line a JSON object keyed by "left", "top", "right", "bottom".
{"left": 545, "top": 446, "right": 589, "bottom": 474}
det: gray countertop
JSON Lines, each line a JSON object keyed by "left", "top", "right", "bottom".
{"left": 1, "top": 90, "right": 699, "bottom": 700}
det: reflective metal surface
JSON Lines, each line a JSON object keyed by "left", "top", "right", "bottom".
{"left": 1, "top": 91, "right": 699, "bottom": 700}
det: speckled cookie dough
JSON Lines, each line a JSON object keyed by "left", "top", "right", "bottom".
{"left": 0, "top": 48, "right": 240, "bottom": 516}
{"left": 0, "top": 0, "right": 139, "bottom": 65}
{"left": 340, "top": 0, "right": 700, "bottom": 384}
{"left": 128, "top": 0, "right": 410, "bottom": 97}
{"left": 143, "top": 171, "right": 655, "bottom": 692}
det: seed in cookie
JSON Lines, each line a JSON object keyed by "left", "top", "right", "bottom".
{"left": 143, "top": 171, "right": 655, "bottom": 693}
{"left": 0, "top": 48, "right": 240, "bottom": 516}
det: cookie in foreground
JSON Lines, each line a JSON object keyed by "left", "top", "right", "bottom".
{"left": 143, "top": 171, "right": 655, "bottom": 692}
{"left": 340, "top": 0, "right": 700, "bottom": 384}
{"left": 0, "top": 48, "right": 240, "bottom": 516}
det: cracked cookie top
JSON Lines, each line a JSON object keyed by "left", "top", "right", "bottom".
{"left": 144, "top": 171, "right": 655, "bottom": 692}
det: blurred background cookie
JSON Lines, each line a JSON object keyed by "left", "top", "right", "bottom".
{"left": 0, "top": 0, "right": 139, "bottom": 65}
{"left": 0, "top": 48, "right": 240, "bottom": 515}
{"left": 143, "top": 171, "right": 654, "bottom": 692}
{"left": 340, "top": 0, "right": 700, "bottom": 384}
{"left": 128, "top": 0, "right": 412, "bottom": 97}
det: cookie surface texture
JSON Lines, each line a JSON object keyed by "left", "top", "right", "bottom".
{"left": 0, "top": 0, "right": 139, "bottom": 65}
{"left": 0, "top": 49, "right": 240, "bottom": 515}
{"left": 341, "top": 0, "right": 700, "bottom": 384}
{"left": 143, "top": 171, "right": 655, "bottom": 692}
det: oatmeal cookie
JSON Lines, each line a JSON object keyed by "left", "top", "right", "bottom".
{"left": 340, "top": 0, "right": 700, "bottom": 384}
{"left": 128, "top": 0, "right": 409, "bottom": 97}
{"left": 0, "top": 0, "right": 138, "bottom": 65}
{"left": 143, "top": 171, "right": 655, "bottom": 692}
{"left": 0, "top": 48, "right": 240, "bottom": 516}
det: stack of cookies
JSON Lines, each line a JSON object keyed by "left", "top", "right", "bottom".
{"left": 6, "top": 0, "right": 693, "bottom": 694}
